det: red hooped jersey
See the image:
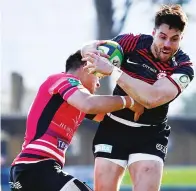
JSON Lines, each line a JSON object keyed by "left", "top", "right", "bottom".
{"left": 111, "top": 33, "right": 194, "bottom": 124}
{"left": 12, "top": 73, "right": 86, "bottom": 167}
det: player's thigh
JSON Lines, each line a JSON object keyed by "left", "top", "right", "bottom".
{"left": 128, "top": 156, "right": 163, "bottom": 191}
{"left": 94, "top": 157, "right": 125, "bottom": 191}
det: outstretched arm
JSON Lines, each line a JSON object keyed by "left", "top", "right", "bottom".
{"left": 67, "top": 88, "right": 133, "bottom": 114}
{"left": 83, "top": 52, "right": 194, "bottom": 109}
{"left": 117, "top": 73, "right": 178, "bottom": 109}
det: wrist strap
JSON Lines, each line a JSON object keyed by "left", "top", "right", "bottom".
{"left": 129, "top": 97, "right": 134, "bottom": 108}
{"left": 120, "top": 96, "right": 126, "bottom": 109}
{"left": 111, "top": 67, "right": 123, "bottom": 82}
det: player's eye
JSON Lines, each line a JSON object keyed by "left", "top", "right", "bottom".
{"left": 160, "top": 36, "right": 167, "bottom": 40}
{"left": 171, "top": 38, "right": 179, "bottom": 42}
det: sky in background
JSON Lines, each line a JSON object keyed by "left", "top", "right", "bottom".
{"left": 1, "top": 0, "right": 196, "bottom": 115}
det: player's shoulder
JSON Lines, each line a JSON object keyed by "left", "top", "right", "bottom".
{"left": 48, "top": 73, "right": 79, "bottom": 82}
{"left": 174, "top": 49, "right": 191, "bottom": 63}
{"left": 172, "top": 49, "right": 195, "bottom": 79}
{"left": 45, "top": 73, "right": 81, "bottom": 89}
{"left": 173, "top": 49, "right": 195, "bottom": 71}
{"left": 135, "top": 34, "right": 153, "bottom": 49}
{"left": 112, "top": 33, "right": 152, "bottom": 52}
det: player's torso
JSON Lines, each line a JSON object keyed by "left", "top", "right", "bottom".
{"left": 113, "top": 36, "right": 177, "bottom": 124}
{"left": 13, "top": 73, "right": 85, "bottom": 166}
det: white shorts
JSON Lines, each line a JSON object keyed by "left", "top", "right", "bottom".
{"left": 102, "top": 153, "right": 164, "bottom": 169}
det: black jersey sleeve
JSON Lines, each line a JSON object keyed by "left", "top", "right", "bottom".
{"left": 166, "top": 50, "right": 194, "bottom": 93}
{"left": 112, "top": 33, "right": 141, "bottom": 53}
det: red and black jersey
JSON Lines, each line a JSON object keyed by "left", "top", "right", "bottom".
{"left": 12, "top": 73, "right": 86, "bottom": 167}
{"left": 111, "top": 33, "right": 194, "bottom": 124}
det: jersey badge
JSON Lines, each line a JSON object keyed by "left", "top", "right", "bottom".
{"left": 157, "top": 71, "right": 167, "bottom": 79}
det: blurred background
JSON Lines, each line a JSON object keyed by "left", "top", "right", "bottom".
{"left": 1, "top": 0, "right": 196, "bottom": 190}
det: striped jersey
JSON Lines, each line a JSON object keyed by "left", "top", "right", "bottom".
{"left": 12, "top": 73, "right": 86, "bottom": 167}
{"left": 111, "top": 33, "right": 194, "bottom": 124}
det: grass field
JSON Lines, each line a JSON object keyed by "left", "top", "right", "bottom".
{"left": 121, "top": 166, "right": 196, "bottom": 186}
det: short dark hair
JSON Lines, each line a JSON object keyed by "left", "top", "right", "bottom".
{"left": 155, "top": 4, "right": 188, "bottom": 32}
{"left": 65, "top": 50, "right": 85, "bottom": 72}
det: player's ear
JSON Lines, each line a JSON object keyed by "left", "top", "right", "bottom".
{"left": 152, "top": 28, "right": 156, "bottom": 36}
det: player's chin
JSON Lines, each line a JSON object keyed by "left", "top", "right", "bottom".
{"left": 160, "top": 54, "right": 172, "bottom": 62}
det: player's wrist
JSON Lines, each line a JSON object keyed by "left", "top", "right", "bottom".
{"left": 123, "top": 96, "right": 134, "bottom": 109}
{"left": 129, "top": 96, "right": 134, "bottom": 109}
{"left": 120, "top": 96, "right": 127, "bottom": 109}
{"left": 110, "top": 66, "right": 123, "bottom": 81}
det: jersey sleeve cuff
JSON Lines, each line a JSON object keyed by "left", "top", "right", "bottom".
{"left": 166, "top": 76, "right": 181, "bottom": 94}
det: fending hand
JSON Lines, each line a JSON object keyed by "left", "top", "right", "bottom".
{"left": 82, "top": 52, "right": 114, "bottom": 76}
{"left": 81, "top": 40, "right": 109, "bottom": 58}
{"left": 129, "top": 100, "right": 144, "bottom": 122}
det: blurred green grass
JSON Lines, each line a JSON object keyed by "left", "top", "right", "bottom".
{"left": 121, "top": 166, "right": 196, "bottom": 186}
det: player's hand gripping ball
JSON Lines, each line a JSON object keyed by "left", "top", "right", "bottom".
{"left": 94, "top": 40, "right": 124, "bottom": 78}
{"left": 98, "top": 40, "right": 124, "bottom": 67}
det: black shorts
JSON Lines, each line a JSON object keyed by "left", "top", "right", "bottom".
{"left": 93, "top": 115, "right": 170, "bottom": 163}
{"left": 9, "top": 160, "right": 93, "bottom": 191}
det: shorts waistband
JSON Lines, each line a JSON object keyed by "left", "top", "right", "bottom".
{"left": 107, "top": 113, "right": 155, "bottom": 127}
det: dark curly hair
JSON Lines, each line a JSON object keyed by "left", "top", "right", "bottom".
{"left": 155, "top": 4, "right": 188, "bottom": 32}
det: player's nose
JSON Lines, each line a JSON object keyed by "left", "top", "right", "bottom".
{"left": 164, "top": 40, "right": 171, "bottom": 48}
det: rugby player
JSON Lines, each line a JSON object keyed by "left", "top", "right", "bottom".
{"left": 9, "top": 50, "right": 144, "bottom": 191}
{"left": 81, "top": 4, "right": 194, "bottom": 191}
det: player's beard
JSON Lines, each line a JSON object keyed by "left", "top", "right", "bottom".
{"left": 153, "top": 43, "right": 175, "bottom": 62}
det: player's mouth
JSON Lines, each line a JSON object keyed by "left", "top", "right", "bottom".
{"left": 161, "top": 47, "right": 172, "bottom": 55}
{"left": 161, "top": 50, "right": 171, "bottom": 54}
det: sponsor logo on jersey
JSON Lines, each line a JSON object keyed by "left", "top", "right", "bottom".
{"left": 67, "top": 78, "right": 80, "bottom": 86}
{"left": 94, "top": 144, "right": 113, "bottom": 153}
{"left": 9, "top": 181, "right": 22, "bottom": 189}
{"left": 127, "top": 58, "right": 157, "bottom": 73}
{"left": 127, "top": 59, "right": 139, "bottom": 65}
{"left": 142, "top": 64, "right": 157, "bottom": 73}
{"left": 57, "top": 138, "right": 69, "bottom": 151}
{"left": 157, "top": 71, "right": 167, "bottom": 79}
{"left": 156, "top": 143, "right": 167, "bottom": 154}
{"left": 170, "top": 74, "right": 190, "bottom": 91}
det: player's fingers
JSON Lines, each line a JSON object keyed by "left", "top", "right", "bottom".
{"left": 85, "top": 52, "right": 99, "bottom": 58}
{"left": 88, "top": 68, "right": 96, "bottom": 74}
{"left": 134, "top": 112, "right": 140, "bottom": 122}
{"left": 83, "top": 63, "right": 95, "bottom": 71}
{"left": 96, "top": 40, "right": 107, "bottom": 46}
{"left": 90, "top": 50, "right": 101, "bottom": 56}
{"left": 99, "top": 52, "right": 110, "bottom": 58}
{"left": 82, "top": 56, "right": 95, "bottom": 64}
{"left": 89, "top": 51, "right": 109, "bottom": 59}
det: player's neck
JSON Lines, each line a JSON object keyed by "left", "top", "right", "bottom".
{"left": 66, "top": 70, "right": 82, "bottom": 79}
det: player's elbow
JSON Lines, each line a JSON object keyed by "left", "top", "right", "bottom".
{"left": 144, "top": 99, "right": 159, "bottom": 109}
{"left": 144, "top": 92, "right": 163, "bottom": 109}
{"left": 144, "top": 94, "right": 172, "bottom": 109}
{"left": 80, "top": 101, "right": 97, "bottom": 114}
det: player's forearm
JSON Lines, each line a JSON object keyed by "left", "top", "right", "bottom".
{"left": 83, "top": 95, "right": 131, "bottom": 114}
{"left": 117, "top": 72, "right": 162, "bottom": 109}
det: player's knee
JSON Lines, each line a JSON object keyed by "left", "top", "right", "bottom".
{"left": 140, "top": 162, "right": 161, "bottom": 174}
{"left": 94, "top": 170, "right": 120, "bottom": 191}
{"left": 95, "top": 180, "right": 117, "bottom": 191}
{"left": 131, "top": 161, "right": 162, "bottom": 178}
